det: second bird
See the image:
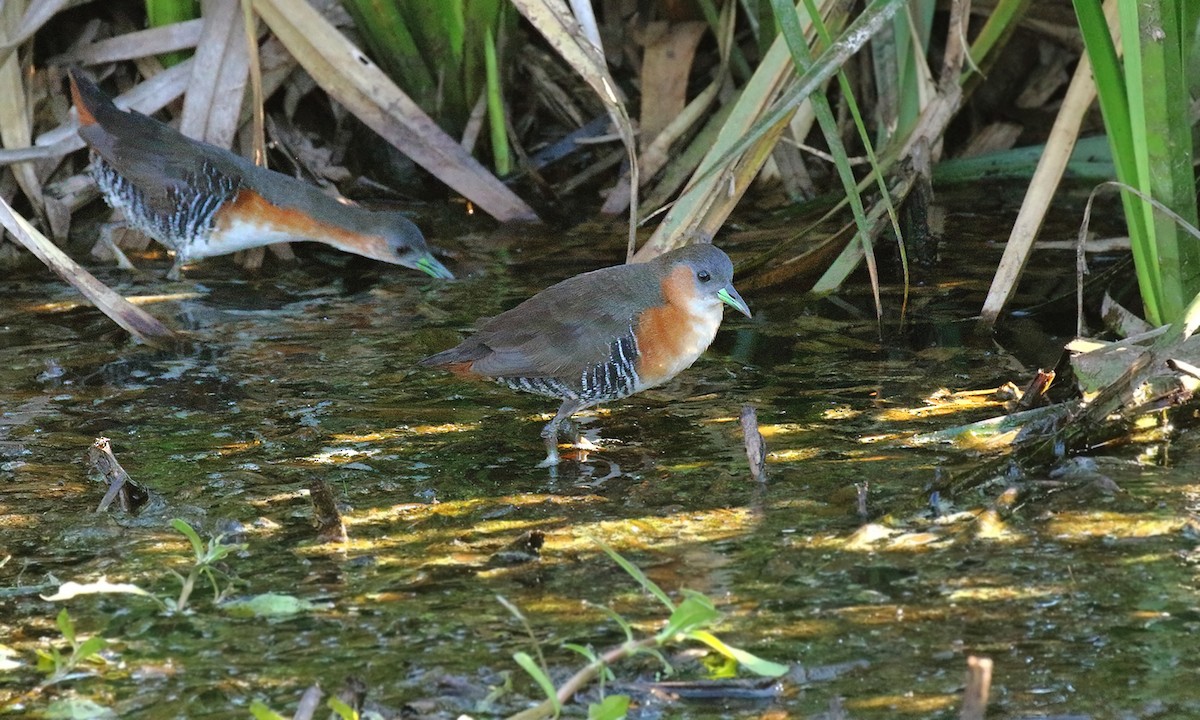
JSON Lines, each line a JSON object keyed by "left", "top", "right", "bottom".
{"left": 421, "top": 243, "right": 751, "bottom": 466}
{"left": 68, "top": 69, "right": 453, "bottom": 280}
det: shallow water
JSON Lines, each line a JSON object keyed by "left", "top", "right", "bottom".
{"left": 2, "top": 198, "right": 1199, "bottom": 719}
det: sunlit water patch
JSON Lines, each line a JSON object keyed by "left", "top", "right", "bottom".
{"left": 2, "top": 203, "right": 1199, "bottom": 718}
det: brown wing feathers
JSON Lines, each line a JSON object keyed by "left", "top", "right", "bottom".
{"left": 421, "top": 264, "right": 663, "bottom": 380}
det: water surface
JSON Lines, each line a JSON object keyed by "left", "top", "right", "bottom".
{"left": 2, "top": 198, "right": 1197, "bottom": 718}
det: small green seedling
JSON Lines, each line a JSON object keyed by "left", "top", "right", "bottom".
{"left": 35, "top": 609, "right": 106, "bottom": 685}
{"left": 501, "top": 540, "right": 788, "bottom": 720}
{"left": 168, "top": 518, "right": 245, "bottom": 612}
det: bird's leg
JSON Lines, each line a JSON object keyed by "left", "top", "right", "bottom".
{"left": 95, "top": 223, "right": 138, "bottom": 271}
{"left": 538, "top": 399, "right": 584, "bottom": 467}
{"left": 166, "top": 254, "right": 185, "bottom": 281}
{"left": 561, "top": 417, "right": 580, "bottom": 444}
{"left": 569, "top": 417, "right": 601, "bottom": 451}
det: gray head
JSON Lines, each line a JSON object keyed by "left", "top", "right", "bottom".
{"left": 353, "top": 211, "right": 454, "bottom": 279}
{"left": 652, "top": 243, "right": 751, "bottom": 317}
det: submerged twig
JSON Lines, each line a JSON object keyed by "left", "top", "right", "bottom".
{"left": 291, "top": 684, "right": 323, "bottom": 720}
{"left": 614, "top": 676, "right": 781, "bottom": 700}
{"left": 960, "top": 656, "right": 992, "bottom": 720}
{"left": 308, "top": 478, "right": 347, "bottom": 544}
{"left": 0, "top": 196, "right": 178, "bottom": 346}
{"left": 86, "top": 437, "right": 152, "bottom": 514}
{"left": 1013, "top": 368, "right": 1056, "bottom": 411}
{"left": 739, "top": 404, "right": 768, "bottom": 482}
{"left": 856, "top": 482, "right": 869, "bottom": 520}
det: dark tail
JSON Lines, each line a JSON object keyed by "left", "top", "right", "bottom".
{"left": 419, "top": 348, "right": 461, "bottom": 367}
{"left": 419, "top": 344, "right": 482, "bottom": 374}
{"left": 68, "top": 68, "right": 118, "bottom": 128}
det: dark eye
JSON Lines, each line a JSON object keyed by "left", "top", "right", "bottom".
{"left": 697, "top": 270, "right": 711, "bottom": 282}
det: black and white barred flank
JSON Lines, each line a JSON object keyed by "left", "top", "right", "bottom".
{"left": 579, "top": 332, "right": 640, "bottom": 401}
{"left": 495, "top": 331, "right": 642, "bottom": 403}
{"left": 90, "top": 157, "right": 239, "bottom": 256}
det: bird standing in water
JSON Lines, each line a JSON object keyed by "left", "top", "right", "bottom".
{"left": 67, "top": 69, "right": 453, "bottom": 280}
{"left": 421, "top": 244, "right": 751, "bottom": 466}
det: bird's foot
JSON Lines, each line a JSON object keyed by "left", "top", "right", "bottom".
{"left": 561, "top": 417, "right": 601, "bottom": 451}
{"left": 537, "top": 441, "right": 561, "bottom": 468}
{"left": 574, "top": 436, "right": 600, "bottom": 451}
{"left": 94, "top": 226, "right": 139, "bottom": 271}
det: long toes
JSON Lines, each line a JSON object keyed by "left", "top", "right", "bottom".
{"left": 575, "top": 436, "right": 600, "bottom": 451}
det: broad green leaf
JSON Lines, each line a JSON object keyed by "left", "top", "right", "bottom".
{"left": 75, "top": 636, "right": 106, "bottom": 661}
{"left": 43, "top": 697, "right": 116, "bottom": 719}
{"left": 705, "top": 652, "right": 740, "bottom": 679}
{"left": 588, "top": 694, "right": 630, "bottom": 720}
{"left": 220, "top": 593, "right": 315, "bottom": 618}
{"left": 248, "top": 700, "right": 289, "bottom": 720}
{"left": 171, "top": 518, "right": 206, "bottom": 559}
{"left": 688, "top": 630, "right": 789, "bottom": 678}
{"left": 659, "top": 593, "right": 719, "bottom": 639}
{"left": 36, "top": 648, "right": 56, "bottom": 673}
{"left": 55, "top": 609, "right": 74, "bottom": 643}
{"left": 327, "top": 696, "right": 358, "bottom": 720}
{"left": 201, "top": 539, "right": 242, "bottom": 564}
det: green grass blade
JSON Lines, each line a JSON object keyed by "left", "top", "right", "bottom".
{"left": 877, "top": 1, "right": 935, "bottom": 142}
{"left": 639, "top": 0, "right": 907, "bottom": 258}
{"left": 961, "top": 0, "right": 1033, "bottom": 90}
{"left": 341, "top": 0, "right": 437, "bottom": 112}
{"left": 1124, "top": 0, "right": 1199, "bottom": 319}
{"left": 776, "top": 0, "right": 903, "bottom": 314}
{"left": 484, "top": 27, "right": 510, "bottom": 175}
{"left": 465, "top": 0, "right": 511, "bottom": 119}
{"left": 1074, "top": 0, "right": 1200, "bottom": 324}
{"left": 1118, "top": 0, "right": 1164, "bottom": 318}
{"left": 514, "top": 651, "right": 561, "bottom": 715}
{"left": 407, "top": 0, "right": 467, "bottom": 122}
{"left": 1073, "top": 0, "right": 1160, "bottom": 323}
{"left": 695, "top": 0, "right": 753, "bottom": 79}
{"left": 145, "top": 0, "right": 198, "bottom": 66}
{"left": 595, "top": 539, "right": 675, "bottom": 611}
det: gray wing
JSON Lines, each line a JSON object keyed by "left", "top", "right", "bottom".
{"left": 466, "top": 264, "right": 660, "bottom": 379}
{"left": 80, "top": 109, "right": 245, "bottom": 218}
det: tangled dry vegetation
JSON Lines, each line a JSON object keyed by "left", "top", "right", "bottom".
{"left": 0, "top": 0, "right": 1123, "bottom": 332}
